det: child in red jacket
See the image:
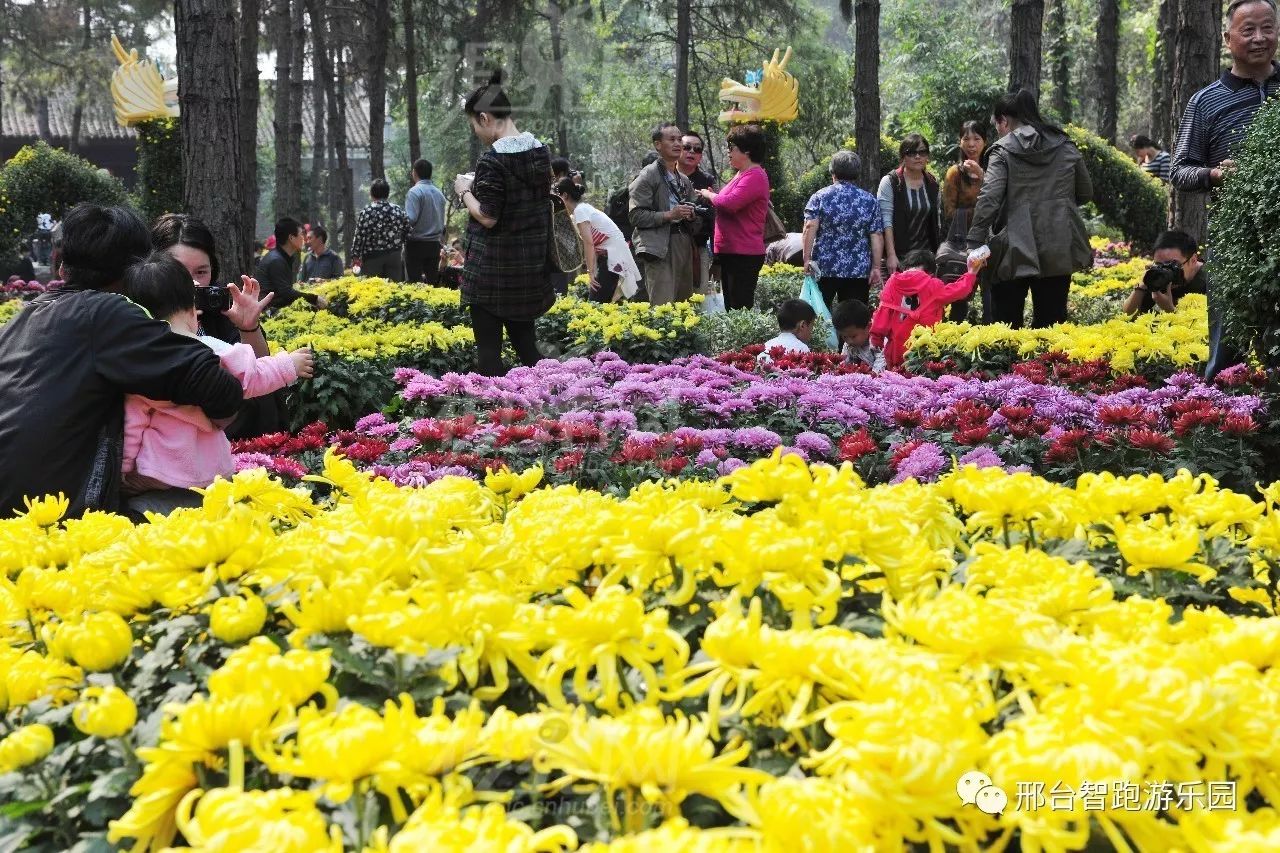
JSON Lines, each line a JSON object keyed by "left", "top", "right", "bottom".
{"left": 871, "top": 248, "right": 986, "bottom": 369}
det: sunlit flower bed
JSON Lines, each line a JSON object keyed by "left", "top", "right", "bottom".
{"left": 4, "top": 454, "right": 1280, "bottom": 850}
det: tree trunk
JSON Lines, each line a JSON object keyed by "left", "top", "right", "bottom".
{"left": 1009, "top": 0, "right": 1045, "bottom": 98}
{"left": 309, "top": 24, "right": 326, "bottom": 222}
{"left": 335, "top": 50, "right": 356, "bottom": 254}
{"left": 286, "top": 0, "right": 305, "bottom": 218}
{"left": 1170, "top": 0, "right": 1216, "bottom": 240}
{"left": 69, "top": 1, "right": 91, "bottom": 156}
{"left": 176, "top": 0, "right": 248, "bottom": 276}
{"left": 853, "top": 0, "right": 881, "bottom": 190}
{"left": 548, "top": 0, "right": 569, "bottom": 155}
{"left": 674, "top": 0, "right": 691, "bottom": 130}
{"left": 1152, "top": 0, "right": 1175, "bottom": 147}
{"left": 1046, "top": 0, "right": 1070, "bottom": 121}
{"left": 238, "top": 0, "right": 261, "bottom": 271}
{"left": 272, "top": 0, "right": 291, "bottom": 221}
{"left": 366, "top": 0, "right": 390, "bottom": 180}
{"left": 1095, "top": 0, "right": 1119, "bottom": 142}
{"left": 402, "top": 0, "right": 420, "bottom": 163}
{"left": 35, "top": 96, "right": 53, "bottom": 141}
{"left": 307, "top": 0, "right": 351, "bottom": 249}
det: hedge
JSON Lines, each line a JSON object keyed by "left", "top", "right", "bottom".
{"left": 778, "top": 135, "right": 898, "bottom": 228}
{"left": 0, "top": 142, "right": 131, "bottom": 257}
{"left": 1064, "top": 125, "right": 1168, "bottom": 251}
{"left": 133, "top": 118, "right": 183, "bottom": 224}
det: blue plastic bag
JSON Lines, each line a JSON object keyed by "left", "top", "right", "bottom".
{"left": 799, "top": 274, "right": 838, "bottom": 350}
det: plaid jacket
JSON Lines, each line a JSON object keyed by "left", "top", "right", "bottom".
{"left": 461, "top": 143, "right": 554, "bottom": 322}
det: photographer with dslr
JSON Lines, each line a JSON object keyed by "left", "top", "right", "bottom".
{"left": 1123, "top": 230, "right": 1206, "bottom": 316}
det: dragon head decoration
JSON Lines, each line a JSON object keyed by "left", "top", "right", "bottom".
{"left": 110, "top": 34, "right": 179, "bottom": 126}
{"left": 718, "top": 47, "right": 799, "bottom": 125}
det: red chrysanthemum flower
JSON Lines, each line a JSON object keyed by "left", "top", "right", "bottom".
{"left": 953, "top": 425, "right": 992, "bottom": 446}
{"left": 1222, "top": 414, "right": 1259, "bottom": 436}
{"left": 554, "top": 450, "right": 585, "bottom": 473}
{"left": 893, "top": 409, "right": 924, "bottom": 428}
{"left": 838, "top": 429, "right": 878, "bottom": 462}
{"left": 1126, "top": 427, "right": 1175, "bottom": 454}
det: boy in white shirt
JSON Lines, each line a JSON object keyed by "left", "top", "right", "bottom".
{"left": 758, "top": 299, "right": 816, "bottom": 365}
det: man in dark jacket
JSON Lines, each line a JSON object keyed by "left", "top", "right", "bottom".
{"left": 255, "top": 218, "right": 327, "bottom": 310}
{"left": 0, "top": 204, "right": 244, "bottom": 518}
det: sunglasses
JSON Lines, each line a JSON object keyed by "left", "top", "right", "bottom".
{"left": 906, "top": 150, "right": 931, "bottom": 157}
{"left": 683, "top": 144, "right": 703, "bottom": 153}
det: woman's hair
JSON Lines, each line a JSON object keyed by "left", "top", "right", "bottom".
{"left": 463, "top": 69, "right": 513, "bottom": 119}
{"left": 992, "top": 89, "right": 1062, "bottom": 137}
{"left": 123, "top": 252, "right": 196, "bottom": 320}
{"left": 898, "top": 133, "right": 930, "bottom": 161}
{"left": 370, "top": 179, "right": 390, "bottom": 200}
{"left": 61, "top": 203, "right": 152, "bottom": 291}
{"left": 726, "top": 123, "right": 767, "bottom": 163}
{"left": 553, "top": 176, "right": 586, "bottom": 201}
{"left": 960, "top": 120, "right": 986, "bottom": 140}
{"left": 152, "top": 213, "right": 220, "bottom": 283}
{"left": 829, "top": 150, "right": 862, "bottom": 181}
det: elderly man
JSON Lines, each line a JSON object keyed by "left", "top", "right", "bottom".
{"left": 801, "top": 150, "right": 885, "bottom": 311}
{"left": 629, "top": 122, "right": 704, "bottom": 305}
{"left": 1171, "top": 0, "right": 1278, "bottom": 377}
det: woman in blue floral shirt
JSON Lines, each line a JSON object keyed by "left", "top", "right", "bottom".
{"left": 801, "top": 150, "right": 885, "bottom": 310}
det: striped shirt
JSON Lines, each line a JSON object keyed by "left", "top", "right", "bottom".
{"left": 1141, "top": 150, "right": 1171, "bottom": 182}
{"left": 1171, "top": 64, "right": 1280, "bottom": 193}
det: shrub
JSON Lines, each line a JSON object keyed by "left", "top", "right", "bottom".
{"left": 1208, "top": 97, "right": 1280, "bottom": 366}
{"left": 779, "top": 135, "right": 898, "bottom": 228}
{"left": 1064, "top": 125, "right": 1168, "bottom": 251}
{"left": 694, "top": 308, "right": 780, "bottom": 355}
{"left": 0, "top": 142, "right": 131, "bottom": 256}
{"left": 133, "top": 118, "right": 183, "bottom": 224}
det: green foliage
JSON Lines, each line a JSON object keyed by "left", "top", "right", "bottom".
{"left": 0, "top": 142, "right": 130, "bottom": 256}
{"left": 1065, "top": 125, "right": 1168, "bottom": 251}
{"left": 133, "top": 118, "right": 183, "bottom": 225}
{"left": 1208, "top": 98, "right": 1280, "bottom": 365}
{"left": 778, "top": 135, "right": 897, "bottom": 228}
{"left": 694, "top": 308, "right": 780, "bottom": 354}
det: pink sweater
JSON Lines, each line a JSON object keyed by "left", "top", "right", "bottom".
{"left": 123, "top": 340, "right": 298, "bottom": 489}
{"left": 711, "top": 165, "right": 770, "bottom": 255}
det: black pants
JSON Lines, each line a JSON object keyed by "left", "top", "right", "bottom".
{"left": 362, "top": 248, "right": 404, "bottom": 281}
{"left": 720, "top": 253, "right": 766, "bottom": 311}
{"left": 818, "top": 276, "right": 869, "bottom": 311}
{"left": 405, "top": 239, "right": 441, "bottom": 284}
{"left": 469, "top": 303, "right": 542, "bottom": 377}
{"left": 991, "top": 275, "right": 1071, "bottom": 329}
{"left": 590, "top": 255, "right": 619, "bottom": 303}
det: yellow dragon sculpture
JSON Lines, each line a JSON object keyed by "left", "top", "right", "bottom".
{"left": 718, "top": 47, "right": 799, "bottom": 125}
{"left": 110, "top": 34, "right": 178, "bottom": 126}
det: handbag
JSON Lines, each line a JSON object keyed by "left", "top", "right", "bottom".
{"left": 763, "top": 202, "right": 787, "bottom": 245}
{"left": 548, "top": 201, "right": 583, "bottom": 273}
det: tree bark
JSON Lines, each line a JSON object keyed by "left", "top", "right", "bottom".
{"left": 1046, "top": 0, "right": 1070, "bottom": 122}
{"left": 1095, "top": 0, "right": 1119, "bottom": 142}
{"left": 237, "top": 0, "right": 261, "bottom": 271}
{"left": 272, "top": 0, "right": 291, "bottom": 221}
{"left": 306, "top": 0, "right": 352, "bottom": 250}
{"left": 1152, "top": 0, "right": 1176, "bottom": 147}
{"left": 366, "top": 0, "right": 390, "bottom": 180}
{"left": 1009, "top": 0, "right": 1045, "bottom": 98}
{"left": 286, "top": 0, "right": 305, "bottom": 218}
{"left": 176, "top": 0, "right": 248, "bottom": 277}
{"left": 309, "top": 19, "right": 326, "bottom": 222}
{"left": 35, "top": 96, "right": 52, "bottom": 142}
{"left": 853, "top": 0, "right": 881, "bottom": 190}
{"left": 548, "top": 0, "right": 569, "bottom": 155}
{"left": 402, "top": 0, "right": 420, "bottom": 163}
{"left": 1170, "top": 0, "right": 1216, "bottom": 240}
{"left": 674, "top": 0, "right": 691, "bottom": 130}
{"left": 68, "top": 1, "right": 92, "bottom": 156}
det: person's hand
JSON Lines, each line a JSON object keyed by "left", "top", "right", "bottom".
{"left": 224, "top": 275, "right": 274, "bottom": 331}
{"left": 453, "top": 174, "right": 474, "bottom": 197}
{"left": 869, "top": 266, "right": 883, "bottom": 290}
{"left": 962, "top": 159, "right": 985, "bottom": 181}
{"left": 698, "top": 188, "right": 716, "bottom": 202}
{"left": 1210, "top": 159, "right": 1236, "bottom": 186}
{"left": 804, "top": 260, "right": 819, "bottom": 277}
{"left": 886, "top": 255, "right": 900, "bottom": 275}
{"left": 588, "top": 277, "right": 600, "bottom": 292}
{"left": 290, "top": 347, "right": 315, "bottom": 379}
{"left": 314, "top": 293, "right": 329, "bottom": 311}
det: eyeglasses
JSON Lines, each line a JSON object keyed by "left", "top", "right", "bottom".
{"left": 906, "top": 150, "right": 930, "bottom": 158}
{"left": 683, "top": 144, "right": 703, "bottom": 153}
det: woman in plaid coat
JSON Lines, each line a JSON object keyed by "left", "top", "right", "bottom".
{"left": 454, "top": 70, "right": 554, "bottom": 376}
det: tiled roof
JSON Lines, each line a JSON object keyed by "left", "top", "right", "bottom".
{"left": 2, "top": 80, "right": 371, "bottom": 150}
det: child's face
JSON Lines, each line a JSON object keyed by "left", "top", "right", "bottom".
{"left": 839, "top": 324, "right": 870, "bottom": 348}
{"left": 793, "top": 319, "right": 814, "bottom": 343}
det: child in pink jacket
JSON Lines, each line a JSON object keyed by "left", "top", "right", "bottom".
{"left": 121, "top": 254, "right": 313, "bottom": 515}
{"left": 870, "top": 248, "right": 987, "bottom": 370}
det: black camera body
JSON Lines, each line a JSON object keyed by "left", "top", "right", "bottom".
{"left": 194, "top": 285, "right": 232, "bottom": 313}
{"left": 1142, "top": 260, "right": 1181, "bottom": 291}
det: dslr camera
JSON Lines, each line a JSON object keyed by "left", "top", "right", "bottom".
{"left": 194, "top": 284, "right": 232, "bottom": 313}
{"left": 1141, "top": 260, "right": 1181, "bottom": 291}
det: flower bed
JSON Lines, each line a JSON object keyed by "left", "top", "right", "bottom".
{"left": 3, "top": 455, "right": 1280, "bottom": 850}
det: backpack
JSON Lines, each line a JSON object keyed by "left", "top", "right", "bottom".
{"left": 607, "top": 185, "right": 632, "bottom": 238}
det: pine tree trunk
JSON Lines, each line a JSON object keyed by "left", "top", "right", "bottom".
{"left": 69, "top": 1, "right": 91, "bottom": 156}
{"left": 307, "top": 0, "right": 352, "bottom": 251}
{"left": 1170, "top": 0, "right": 1216, "bottom": 240}
{"left": 309, "top": 31, "right": 326, "bottom": 222}
{"left": 1096, "top": 0, "right": 1119, "bottom": 142}
{"left": 272, "top": 0, "right": 291, "bottom": 221}
{"left": 1152, "top": 0, "right": 1175, "bottom": 147}
{"left": 853, "top": 0, "right": 881, "bottom": 190}
{"left": 674, "top": 0, "right": 691, "bottom": 130}
{"left": 366, "top": 0, "right": 390, "bottom": 180}
{"left": 549, "top": 0, "right": 569, "bottom": 155}
{"left": 402, "top": 0, "right": 420, "bottom": 163}
{"left": 177, "top": 0, "right": 248, "bottom": 276}
{"left": 1046, "top": 0, "right": 1071, "bottom": 121}
{"left": 286, "top": 0, "right": 305, "bottom": 218}
{"left": 35, "top": 96, "right": 52, "bottom": 141}
{"left": 335, "top": 52, "right": 356, "bottom": 254}
{"left": 1009, "top": 0, "right": 1045, "bottom": 98}
{"left": 238, "top": 0, "right": 260, "bottom": 269}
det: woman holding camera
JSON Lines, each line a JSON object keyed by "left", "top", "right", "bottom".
{"left": 697, "top": 123, "right": 771, "bottom": 311}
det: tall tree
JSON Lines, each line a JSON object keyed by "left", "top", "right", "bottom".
{"left": 68, "top": 1, "right": 91, "bottom": 156}
{"left": 545, "top": 0, "right": 570, "bottom": 154}
{"left": 1095, "top": 0, "right": 1120, "bottom": 142}
{"left": 366, "top": 0, "right": 390, "bottom": 180}
{"left": 674, "top": 0, "right": 691, "bottom": 129}
{"left": 1046, "top": 0, "right": 1071, "bottom": 121}
{"left": 176, "top": 0, "right": 249, "bottom": 276}
{"left": 1170, "top": 0, "right": 1217, "bottom": 239}
{"left": 402, "top": 0, "right": 420, "bottom": 163}
{"left": 851, "top": 0, "right": 881, "bottom": 189}
{"left": 1008, "top": 0, "right": 1045, "bottom": 97}
{"left": 237, "top": 0, "right": 260, "bottom": 268}
{"left": 1152, "top": 0, "right": 1176, "bottom": 146}
{"left": 272, "top": 0, "right": 293, "bottom": 220}
{"left": 307, "top": 0, "right": 354, "bottom": 253}
{"left": 309, "top": 24, "right": 327, "bottom": 221}
{"left": 286, "top": 0, "right": 305, "bottom": 217}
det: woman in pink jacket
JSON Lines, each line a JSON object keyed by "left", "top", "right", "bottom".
{"left": 697, "top": 123, "right": 771, "bottom": 310}
{"left": 870, "top": 248, "right": 984, "bottom": 369}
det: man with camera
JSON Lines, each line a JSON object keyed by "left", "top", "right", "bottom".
{"left": 1123, "top": 230, "right": 1206, "bottom": 316}
{"left": 629, "top": 122, "right": 706, "bottom": 305}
